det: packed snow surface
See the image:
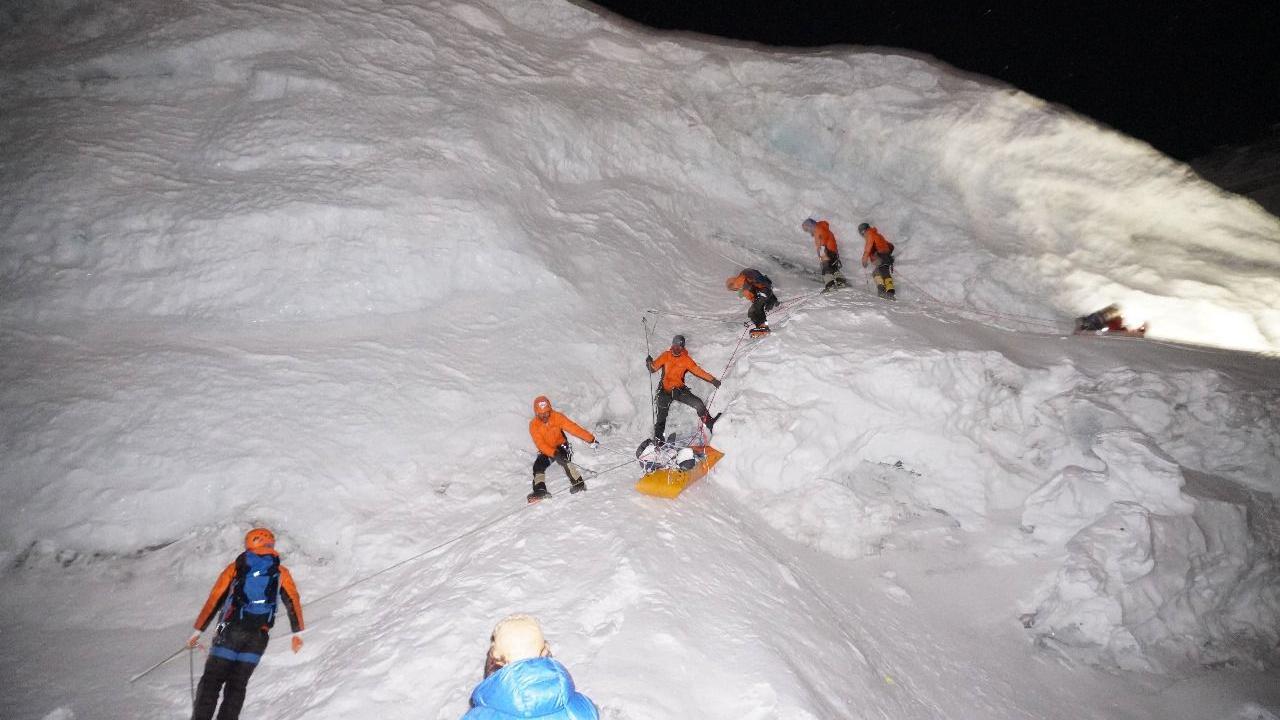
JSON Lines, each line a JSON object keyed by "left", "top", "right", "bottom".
{"left": 1, "top": 1, "right": 1279, "bottom": 719}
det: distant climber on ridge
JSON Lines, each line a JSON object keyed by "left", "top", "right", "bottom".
{"left": 464, "top": 614, "right": 599, "bottom": 719}
{"left": 859, "top": 222, "right": 896, "bottom": 299}
{"left": 801, "top": 217, "right": 848, "bottom": 291}
{"left": 187, "top": 528, "right": 304, "bottom": 720}
{"left": 726, "top": 268, "right": 780, "bottom": 336}
{"left": 646, "top": 334, "right": 720, "bottom": 440}
{"left": 528, "top": 395, "right": 597, "bottom": 502}
{"left": 1075, "top": 303, "right": 1147, "bottom": 336}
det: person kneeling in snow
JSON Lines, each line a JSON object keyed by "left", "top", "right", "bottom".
{"left": 726, "top": 268, "right": 780, "bottom": 336}
{"left": 529, "top": 395, "right": 597, "bottom": 501}
{"left": 187, "top": 528, "right": 304, "bottom": 720}
{"left": 464, "top": 614, "right": 599, "bottom": 720}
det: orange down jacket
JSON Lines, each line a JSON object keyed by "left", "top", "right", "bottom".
{"left": 725, "top": 270, "right": 770, "bottom": 301}
{"left": 861, "top": 227, "right": 894, "bottom": 264}
{"left": 193, "top": 555, "right": 304, "bottom": 634}
{"left": 812, "top": 220, "right": 839, "bottom": 258}
{"left": 529, "top": 398, "right": 595, "bottom": 457}
{"left": 649, "top": 349, "right": 716, "bottom": 391}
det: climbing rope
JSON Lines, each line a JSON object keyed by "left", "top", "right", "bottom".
{"left": 708, "top": 326, "right": 749, "bottom": 405}
{"left": 890, "top": 270, "right": 1062, "bottom": 329}
{"left": 590, "top": 441, "right": 642, "bottom": 459}
{"left": 130, "top": 646, "right": 190, "bottom": 684}
{"left": 130, "top": 450, "right": 648, "bottom": 685}
{"left": 578, "top": 455, "right": 643, "bottom": 478}
{"left": 307, "top": 513, "right": 519, "bottom": 608}
{"left": 886, "top": 272, "right": 1238, "bottom": 353}
{"left": 690, "top": 324, "right": 751, "bottom": 447}
{"left": 133, "top": 251, "right": 1089, "bottom": 689}
{"left": 303, "top": 450, "right": 645, "bottom": 612}
{"left": 644, "top": 307, "right": 739, "bottom": 323}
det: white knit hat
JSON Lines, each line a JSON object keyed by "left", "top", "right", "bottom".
{"left": 490, "top": 614, "right": 548, "bottom": 663}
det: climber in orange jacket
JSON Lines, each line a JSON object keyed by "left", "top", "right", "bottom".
{"left": 726, "top": 268, "right": 780, "bottom": 335}
{"left": 187, "top": 528, "right": 304, "bottom": 720}
{"left": 858, "top": 222, "right": 896, "bottom": 299}
{"left": 801, "top": 218, "right": 848, "bottom": 290}
{"left": 528, "top": 395, "right": 597, "bottom": 501}
{"left": 646, "top": 334, "right": 720, "bottom": 440}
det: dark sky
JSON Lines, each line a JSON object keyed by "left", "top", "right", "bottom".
{"left": 588, "top": 1, "right": 1280, "bottom": 161}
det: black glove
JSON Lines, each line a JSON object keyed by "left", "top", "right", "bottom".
{"left": 712, "top": 378, "right": 722, "bottom": 388}
{"left": 556, "top": 444, "right": 573, "bottom": 462}
{"left": 646, "top": 355, "right": 653, "bottom": 364}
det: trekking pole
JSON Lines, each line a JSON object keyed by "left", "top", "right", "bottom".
{"left": 642, "top": 314, "right": 656, "bottom": 433}
{"left": 130, "top": 645, "right": 188, "bottom": 684}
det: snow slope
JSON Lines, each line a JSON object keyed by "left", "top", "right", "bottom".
{"left": 1, "top": 1, "right": 1278, "bottom": 719}
{"left": 1193, "top": 126, "right": 1280, "bottom": 219}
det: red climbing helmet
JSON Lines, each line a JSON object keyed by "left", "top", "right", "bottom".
{"left": 533, "top": 395, "right": 552, "bottom": 420}
{"left": 244, "top": 528, "right": 277, "bottom": 555}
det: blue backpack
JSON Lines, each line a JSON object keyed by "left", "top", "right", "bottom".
{"left": 743, "top": 269, "right": 772, "bottom": 290}
{"left": 224, "top": 552, "right": 281, "bottom": 625}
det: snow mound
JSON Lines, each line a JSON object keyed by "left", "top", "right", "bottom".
{"left": 2, "top": 0, "right": 1279, "bottom": 348}
{"left": 2, "top": 0, "right": 1279, "bottom": 718}
{"left": 713, "top": 298, "right": 1280, "bottom": 670}
{"left": 1030, "top": 497, "right": 1280, "bottom": 672}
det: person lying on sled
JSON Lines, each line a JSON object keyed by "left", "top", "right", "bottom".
{"left": 635, "top": 429, "right": 710, "bottom": 473}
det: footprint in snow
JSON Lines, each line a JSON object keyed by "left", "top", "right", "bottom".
{"left": 880, "top": 571, "right": 912, "bottom": 604}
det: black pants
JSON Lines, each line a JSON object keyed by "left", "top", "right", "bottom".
{"left": 532, "top": 445, "right": 580, "bottom": 486}
{"left": 821, "top": 251, "right": 847, "bottom": 286}
{"left": 653, "top": 386, "right": 709, "bottom": 439}
{"left": 192, "top": 622, "right": 270, "bottom": 720}
{"left": 748, "top": 291, "right": 780, "bottom": 327}
{"left": 821, "top": 250, "right": 842, "bottom": 277}
{"left": 1077, "top": 309, "right": 1119, "bottom": 332}
{"left": 872, "top": 252, "right": 894, "bottom": 279}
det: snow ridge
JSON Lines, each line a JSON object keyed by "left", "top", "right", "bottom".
{"left": 1, "top": 1, "right": 1278, "bottom": 719}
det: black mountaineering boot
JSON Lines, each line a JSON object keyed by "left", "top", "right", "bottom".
{"left": 527, "top": 479, "right": 550, "bottom": 503}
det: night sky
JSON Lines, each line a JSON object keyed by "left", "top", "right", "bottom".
{"left": 588, "top": 1, "right": 1280, "bottom": 162}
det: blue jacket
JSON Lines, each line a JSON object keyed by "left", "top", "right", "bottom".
{"left": 462, "top": 657, "right": 598, "bottom": 720}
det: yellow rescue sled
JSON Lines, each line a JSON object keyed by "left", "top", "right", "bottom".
{"left": 634, "top": 447, "right": 725, "bottom": 499}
